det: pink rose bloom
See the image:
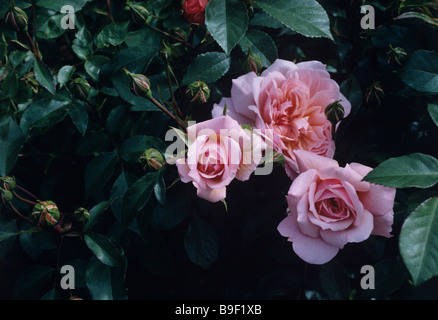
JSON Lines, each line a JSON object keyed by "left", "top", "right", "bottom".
{"left": 277, "top": 150, "right": 396, "bottom": 265}
{"left": 176, "top": 116, "right": 261, "bottom": 203}
{"left": 212, "top": 59, "right": 351, "bottom": 178}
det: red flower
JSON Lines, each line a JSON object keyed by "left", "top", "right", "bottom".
{"left": 182, "top": 0, "right": 209, "bottom": 25}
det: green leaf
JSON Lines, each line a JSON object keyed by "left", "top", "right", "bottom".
{"left": 0, "top": 231, "right": 18, "bottom": 242}
{"left": 57, "top": 65, "right": 76, "bottom": 88}
{"left": 184, "top": 215, "right": 219, "bottom": 269}
{"left": 119, "top": 135, "right": 166, "bottom": 163}
{"left": 84, "top": 152, "right": 118, "bottom": 197}
{"left": 152, "top": 191, "right": 190, "bottom": 231}
{"left": 72, "top": 27, "right": 93, "bottom": 60}
{"left": 363, "top": 153, "right": 438, "bottom": 188}
{"left": 36, "top": 11, "right": 65, "bottom": 39}
{"left": 182, "top": 52, "right": 231, "bottom": 85}
{"left": 83, "top": 201, "right": 110, "bottom": 232}
{"left": 121, "top": 172, "right": 159, "bottom": 229}
{"left": 255, "top": 0, "right": 333, "bottom": 40}
{"left": 69, "top": 102, "right": 89, "bottom": 136}
{"left": 0, "top": 217, "right": 17, "bottom": 260}
{"left": 428, "top": 104, "right": 438, "bottom": 127}
{"left": 110, "top": 172, "right": 137, "bottom": 223}
{"left": 14, "top": 265, "right": 55, "bottom": 299}
{"left": 205, "top": 0, "right": 249, "bottom": 54}
{"left": 20, "top": 99, "right": 69, "bottom": 133}
{"left": 34, "top": 59, "right": 56, "bottom": 95}
{"left": 85, "top": 257, "right": 127, "bottom": 300}
{"left": 36, "top": 0, "right": 89, "bottom": 11}
{"left": 0, "top": 117, "right": 25, "bottom": 176}
{"left": 84, "top": 55, "right": 110, "bottom": 81}
{"left": 84, "top": 232, "right": 126, "bottom": 268}
{"left": 76, "top": 131, "right": 110, "bottom": 156}
{"left": 96, "top": 22, "right": 129, "bottom": 48}
{"left": 319, "top": 261, "right": 351, "bottom": 300}
{"left": 239, "top": 29, "right": 278, "bottom": 67}
{"left": 399, "top": 197, "right": 438, "bottom": 286}
{"left": 41, "top": 288, "right": 62, "bottom": 300}
{"left": 2, "top": 73, "right": 18, "bottom": 98}
{"left": 401, "top": 50, "right": 438, "bottom": 94}
{"left": 154, "top": 169, "right": 166, "bottom": 206}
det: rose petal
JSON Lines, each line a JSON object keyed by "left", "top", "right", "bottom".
{"left": 277, "top": 211, "right": 339, "bottom": 265}
{"left": 196, "top": 186, "right": 227, "bottom": 203}
{"left": 293, "top": 149, "right": 339, "bottom": 173}
{"left": 371, "top": 210, "right": 394, "bottom": 237}
{"left": 320, "top": 209, "right": 374, "bottom": 248}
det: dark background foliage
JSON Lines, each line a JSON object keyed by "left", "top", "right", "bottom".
{"left": 0, "top": 0, "right": 438, "bottom": 300}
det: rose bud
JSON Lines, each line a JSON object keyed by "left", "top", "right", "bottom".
{"left": 32, "top": 201, "right": 60, "bottom": 227}
{"left": 73, "top": 207, "right": 90, "bottom": 223}
{"left": 1, "top": 176, "right": 16, "bottom": 191}
{"left": 182, "top": 0, "right": 209, "bottom": 25}
{"left": 5, "top": 7, "right": 28, "bottom": 32}
{"left": 129, "top": 72, "right": 152, "bottom": 99}
{"left": 186, "top": 80, "right": 210, "bottom": 104}
{"left": 386, "top": 44, "right": 407, "bottom": 66}
{"left": 127, "top": 1, "right": 150, "bottom": 24}
{"left": 244, "top": 47, "right": 263, "bottom": 75}
{"left": 0, "top": 189, "right": 13, "bottom": 204}
{"left": 68, "top": 78, "right": 91, "bottom": 100}
{"left": 365, "top": 81, "right": 384, "bottom": 106}
{"left": 325, "top": 100, "right": 345, "bottom": 131}
{"left": 140, "top": 148, "right": 165, "bottom": 170}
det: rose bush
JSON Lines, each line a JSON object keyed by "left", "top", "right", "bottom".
{"left": 278, "top": 150, "right": 395, "bottom": 264}
{"left": 0, "top": 0, "right": 437, "bottom": 302}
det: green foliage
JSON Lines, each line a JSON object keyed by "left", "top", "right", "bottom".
{"left": 0, "top": 0, "right": 437, "bottom": 301}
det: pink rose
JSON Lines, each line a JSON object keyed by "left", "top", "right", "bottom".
{"left": 212, "top": 59, "right": 351, "bottom": 178}
{"left": 182, "top": 0, "right": 209, "bottom": 25}
{"left": 277, "top": 150, "right": 396, "bottom": 265}
{"left": 176, "top": 116, "right": 261, "bottom": 203}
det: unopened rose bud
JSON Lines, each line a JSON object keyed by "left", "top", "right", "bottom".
{"left": 244, "top": 47, "right": 263, "bottom": 75}
{"left": 5, "top": 7, "right": 28, "bottom": 32}
{"left": 73, "top": 207, "right": 90, "bottom": 223}
{"left": 325, "top": 100, "right": 345, "bottom": 127}
{"left": 68, "top": 78, "right": 91, "bottom": 100}
{"left": 365, "top": 82, "right": 384, "bottom": 106}
{"left": 0, "top": 189, "right": 13, "bottom": 204}
{"left": 127, "top": 1, "right": 150, "bottom": 24}
{"left": 32, "top": 201, "right": 60, "bottom": 227}
{"left": 140, "top": 148, "right": 165, "bottom": 170}
{"left": 126, "top": 71, "right": 152, "bottom": 99}
{"left": 186, "top": 80, "right": 210, "bottom": 104}
{"left": 1, "top": 176, "right": 16, "bottom": 191}
{"left": 386, "top": 44, "right": 407, "bottom": 66}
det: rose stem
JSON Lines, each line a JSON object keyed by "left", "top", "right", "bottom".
{"left": 149, "top": 96, "right": 187, "bottom": 131}
{"left": 9, "top": 203, "right": 34, "bottom": 225}
{"left": 13, "top": 191, "right": 38, "bottom": 206}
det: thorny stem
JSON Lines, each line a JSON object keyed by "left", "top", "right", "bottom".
{"left": 163, "top": 52, "right": 183, "bottom": 118}
{"left": 16, "top": 185, "right": 39, "bottom": 200}
{"left": 25, "top": 32, "right": 40, "bottom": 60}
{"left": 150, "top": 96, "right": 187, "bottom": 131}
{"left": 106, "top": 0, "right": 114, "bottom": 22}
{"left": 9, "top": 203, "right": 34, "bottom": 225}
{"left": 146, "top": 24, "right": 192, "bottom": 47}
{"left": 13, "top": 191, "right": 38, "bottom": 206}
